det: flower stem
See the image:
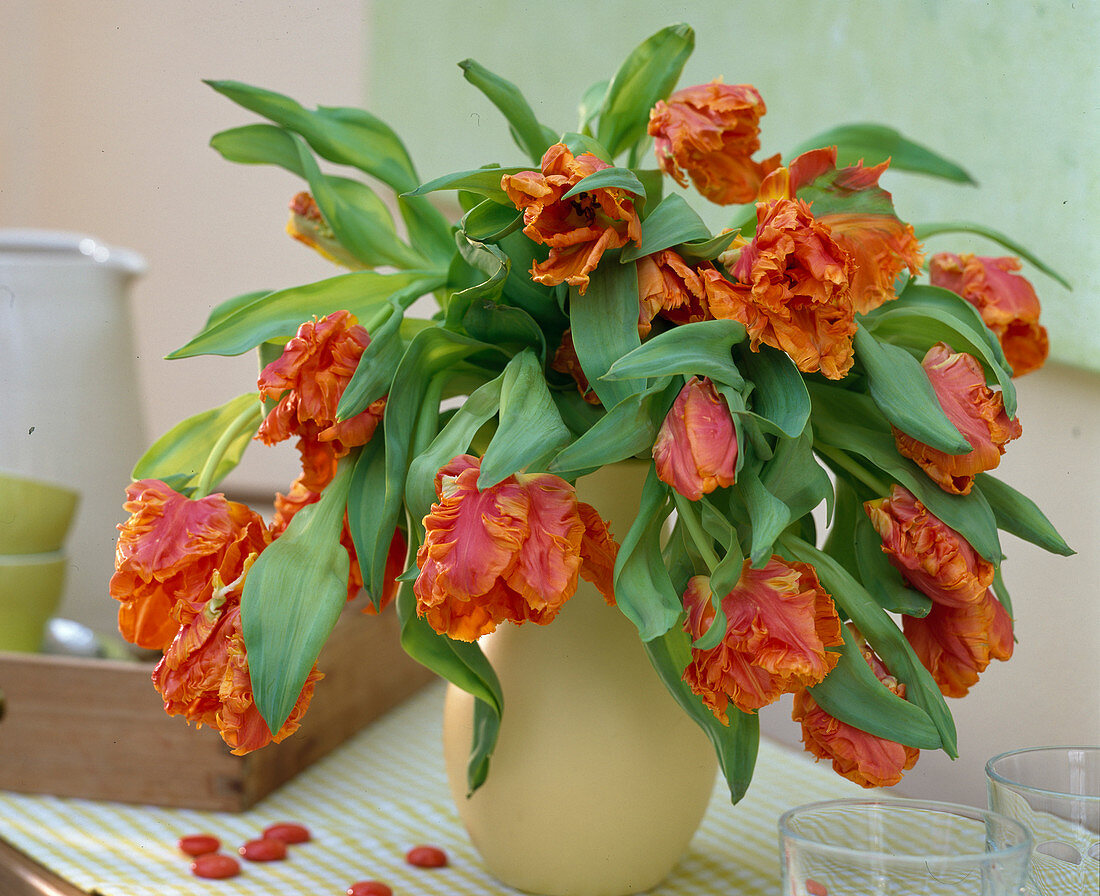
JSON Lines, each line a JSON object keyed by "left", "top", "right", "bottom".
{"left": 673, "top": 491, "right": 721, "bottom": 573}
{"left": 815, "top": 443, "right": 891, "bottom": 498}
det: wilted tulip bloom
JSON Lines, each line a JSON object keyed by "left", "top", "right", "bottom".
{"left": 501, "top": 143, "right": 641, "bottom": 295}
{"left": 892, "top": 343, "right": 1022, "bottom": 495}
{"left": 903, "top": 589, "right": 1013, "bottom": 698}
{"left": 153, "top": 559, "right": 322, "bottom": 755}
{"left": 681, "top": 560, "right": 843, "bottom": 721}
{"left": 653, "top": 377, "right": 738, "bottom": 500}
{"left": 793, "top": 639, "right": 920, "bottom": 788}
{"left": 111, "top": 479, "right": 272, "bottom": 651}
{"left": 286, "top": 191, "right": 364, "bottom": 269}
{"left": 757, "top": 147, "right": 923, "bottom": 314}
{"left": 647, "top": 80, "right": 780, "bottom": 205}
{"left": 930, "top": 253, "right": 1049, "bottom": 377}
{"left": 865, "top": 484, "right": 994, "bottom": 608}
{"left": 637, "top": 248, "right": 715, "bottom": 337}
{"left": 413, "top": 455, "right": 618, "bottom": 641}
{"left": 258, "top": 310, "right": 385, "bottom": 491}
{"left": 708, "top": 197, "right": 857, "bottom": 379}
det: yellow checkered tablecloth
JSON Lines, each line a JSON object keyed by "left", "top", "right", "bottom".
{"left": 0, "top": 683, "right": 870, "bottom": 895}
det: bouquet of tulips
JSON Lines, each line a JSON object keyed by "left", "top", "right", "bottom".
{"left": 111, "top": 23, "right": 1071, "bottom": 803}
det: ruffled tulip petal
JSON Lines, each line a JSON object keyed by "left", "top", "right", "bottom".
{"left": 892, "top": 343, "right": 1022, "bottom": 494}
{"left": 647, "top": 80, "right": 780, "bottom": 205}
{"left": 903, "top": 590, "right": 1014, "bottom": 697}
{"left": 792, "top": 640, "right": 919, "bottom": 788}
{"left": 653, "top": 376, "right": 738, "bottom": 500}
{"left": 502, "top": 143, "right": 641, "bottom": 296}
{"left": 681, "top": 559, "right": 843, "bottom": 721}
{"left": 930, "top": 253, "right": 1048, "bottom": 376}
{"left": 709, "top": 198, "right": 856, "bottom": 379}
{"left": 865, "top": 484, "right": 993, "bottom": 608}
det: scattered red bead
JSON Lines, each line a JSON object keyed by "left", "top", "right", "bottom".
{"left": 238, "top": 837, "right": 288, "bottom": 862}
{"left": 405, "top": 844, "right": 448, "bottom": 868}
{"left": 178, "top": 834, "right": 221, "bottom": 857}
{"left": 347, "top": 882, "right": 393, "bottom": 896}
{"left": 806, "top": 879, "right": 829, "bottom": 896}
{"left": 190, "top": 853, "right": 241, "bottom": 879}
{"left": 262, "top": 822, "right": 312, "bottom": 844}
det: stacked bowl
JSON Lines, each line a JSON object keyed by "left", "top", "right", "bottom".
{"left": 0, "top": 471, "right": 79, "bottom": 651}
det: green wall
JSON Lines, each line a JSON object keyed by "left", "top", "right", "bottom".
{"left": 367, "top": 1, "right": 1098, "bottom": 370}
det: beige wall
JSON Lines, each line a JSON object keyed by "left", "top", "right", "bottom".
{"left": 3, "top": 1, "right": 1096, "bottom": 810}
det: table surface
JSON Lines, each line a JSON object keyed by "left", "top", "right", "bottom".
{"left": 0, "top": 683, "right": 871, "bottom": 895}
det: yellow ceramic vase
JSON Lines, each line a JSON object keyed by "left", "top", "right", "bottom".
{"left": 442, "top": 462, "right": 718, "bottom": 896}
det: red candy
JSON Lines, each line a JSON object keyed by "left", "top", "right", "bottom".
{"left": 238, "top": 837, "right": 288, "bottom": 862}
{"left": 178, "top": 834, "right": 220, "bottom": 857}
{"left": 190, "top": 853, "right": 241, "bottom": 879}
{"left": 262, "top": 822, "right": 311, "bottom": 844}
{"left": 405, "top": 844, "right": 448, "bottom": 868}
{"left": 347, "top": 883, "right": 394, "bottom": 896}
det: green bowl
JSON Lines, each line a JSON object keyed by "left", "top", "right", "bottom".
{"left": 0, "top": 471, "right": 80, "bottom": 554}
{"left": 0, "top": 551, "right": 68, "bottom": 652}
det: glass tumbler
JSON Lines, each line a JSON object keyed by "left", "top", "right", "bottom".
{"left": 986, "top": 745, "right": 1100, "bottom": 895}
{"left": 779, "top": 798, "right": 1032, "bottom": 895}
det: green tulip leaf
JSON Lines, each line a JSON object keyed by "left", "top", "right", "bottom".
{"left": 404, "top": 166, "right": 527, "bottom": 202}
{"left": 462, "top": 198, "right": 523, "bottom": 243}
{"left": 853, "top": 515, "right": 933, "bottom": 617}
{"left": 562, "top": 166, "right": 647, "bottom": 201}
{"left": 974, "top": 473, "right": 1074, "bottom": 557}
{"left": 853, "top": 323, "right": 970, "bottom": 454}
{"left": 786, "top": 122, "right": 975, "bottom": 185}
{"left": 597, "top": 23, "right": 695, "bottom": 159}
{"left": 242, "top": 459, "right": 355, "bottom": 736}
{"left": 738, "top": 460, "right": 791, "bottom": 567}
{"left": 459, "top": 59, "right": 558, "bottom": 164}
{"left": 606, "top": 319, "right": 747, "bottom": 389}
{"left": 395, "top": 586, "right": 503, "bottom": 795}
{"left": 738, "top": 346, "right": 810, "bottom": 439}
{"left": 613, "top": 466, "right": 682, "bottom": 640}
{"left": 336, "top": 300, "right": 407, "bottom": 420}
{"left": 913, "top": 222, "right": 1072, "bottom": 290}
{"left": 620, "top": 193, "right": 711, "bottom": 261}
{"left": 479, "top": 350, "right": 571, "bottom": 488}
{"left": 644, "top": 624, "right": 760, "bottom": 805}
{"left": 132, "top": 392, "right": 263, "bottom": 495}
{"left": 169, "top": 270, "right": 444, "bottom": 358}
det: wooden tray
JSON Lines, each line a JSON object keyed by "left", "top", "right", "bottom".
{"left": 0, "top": 600, "right": 435, "bottom": 811}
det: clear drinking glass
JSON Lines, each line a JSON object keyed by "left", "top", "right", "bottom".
{"left": 779, "top": 798, "right": 1032, "bottom": 895}
{"left": 986, "top": 746, "right": 1100, "bottom": 895}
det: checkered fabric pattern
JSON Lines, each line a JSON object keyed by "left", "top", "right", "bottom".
{"left": 0, "top": 684, "right": 871, "bottom": 895}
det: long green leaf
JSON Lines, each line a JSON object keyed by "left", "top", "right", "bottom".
{"left": 561, "top": 167, "right": 647, "bottom": 200}
{"left": 605, "top": 319, "right": 746, "bottom": 389}
{"left": 914, "top": 221, "right": 1071, "bottom": 289}
{"left": 853, "top": 324, "right": 970, "bottom": 454}
{"left": 853, "top": 516, "right": 933, "bottom": 617}
{"left": 168, "top": 270, "right": 443, "bottom": 358}
{"left": 242, "top": 459, "right": 355, "bottom": 735}
{"left": 787, "top": 122, "right": 975, "bottom": 184}
{"left": 569, "top": 253, "right": 642, "bottom": 409}
{"left": 459, "top": 59, "right": 558, "bottom": 164}
{"left": 336, "top": 301, "right": 407, "bottom": 420}
{"left": 131, "top": 393, "right": 262, "bottom": 494}
{"left": 644, "top": 625, "right": 759, "bottom": 805}
{"left": 975, "top": 473, "right": 1074, "bottom": 556}
{"left": 597, "top": 24, "right": 695, "bottom": 159}
{"left": 738, "top": 460, "right": 791, "bottom": 566}
{"left": 613, "top": 467, "right": 682, "bottom": 639}
{"left": 620, "top": 193, "right": 711, "bottom": 261}
{"left": 738, "top": 346, "right": 810, "bottom": 439}
{"left": 479, "top": 350, "right": 571, "bottom": 487}
{"left": 404, "top": 166, "right": 527, "bottom": 201}
{"left": 395, "top": 586, "right": 503, "bottom": 794}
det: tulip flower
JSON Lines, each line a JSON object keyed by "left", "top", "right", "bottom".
{"left": 501, "top": 143, "right": 641, "bottom": 295}
{"left": 413, "top": 455, "right": 618, "bottom": 641}
{"left": 865, "top": 484, "right": 994, "bottom": 608}
{"left": 681, "top": 560, "right": 843, "bottom": 721}
{"left": 709, "top": 197, "right": 857, "bottom": 379}
{"left": 930, "top": 253, "right": 1048, "bottom": 377}
{"left": 892, "top": 343, "right": 1021, "bottom": 495}
{"left": 653, "top": 376, "right": 738, "bottom": 500}
{"left": 257, "top": 310, "right": 385, "bottom": 491}
{"left": 793, "top": 639, "right": 920, "bottom": 788}
{"left": 903, "top": 590, "right": 1014, "bottom": 697}
{"left": 153, "top": 557, "right": 322, "bottom": 755}
{"left": 647, "top": 80, "right": 780, "bottom": 205}
{"left": 286, "top": 191, "right": 365, "bottom": 269}
{"left": 111, "top": 479, "right": 272, "bottom": 651}
{"left": 637, "top": 248, "right": 715, "bottom": 337}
